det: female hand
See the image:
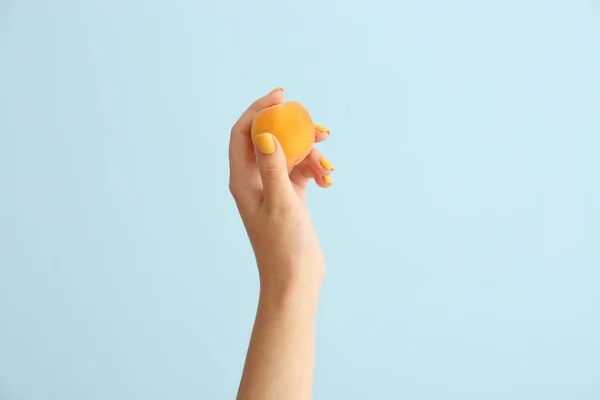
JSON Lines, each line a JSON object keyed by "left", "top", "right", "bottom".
{"left": 228, "top": 88, "right": 333, "bottom": 294}
{"left": 230, "top": 88, "right": 333, "bottom": 400}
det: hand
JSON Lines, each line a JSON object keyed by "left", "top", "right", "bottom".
{"left": 228, "top": 88, "right": 333, "bottom": 293}
{"left": 231, "top": 88, "right": 332, "bottom": 399}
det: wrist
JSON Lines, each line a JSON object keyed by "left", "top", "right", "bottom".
{"left": 259, "top": 265, "right": 323, "bottom": 293}
{"left": 258, "top": 274, "right": 322, "bottom": 312}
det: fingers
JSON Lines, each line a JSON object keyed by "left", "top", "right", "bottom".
{"left": 229, "top": 89, "right": 285, "bottom": 182}
{"left": 314, "top": 124, "right": 330, "bottom": 143}
{"left": 289, "top": 163, "right": 333, "bottom": 189}
{"left": 289, "top": 147, "right": 334, "bottom": 189}
{"left": 229, "top": 89, "right": 333, "bottom": 214}
{"left": 253, "top": 133, "right": 296, "bottom": 209}
{"left": 289, "top": 164, "right": 313, "bottom": 191}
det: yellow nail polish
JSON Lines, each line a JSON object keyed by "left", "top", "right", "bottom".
{"left": 323, "top": 175, "right": 332, "bottom": 185}
{"left": 269, "top": 87, "right": 283, "bottom": 94}
{"left": 319, "top": 157, "right": 334, "bottom": 171}
{"left": 254, "top": 133, "right": 276, "bottom": 154}
{"left": 314, "top": 124, "right": 330, "bottom": 135}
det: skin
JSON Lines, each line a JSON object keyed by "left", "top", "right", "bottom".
{"left": 229, "top": 89, "right": 333, "bottom": 400}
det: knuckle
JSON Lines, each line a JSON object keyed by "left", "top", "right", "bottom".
{"left": 260, "top": 165, "right": 283, "bottom": 182}
{"left": 228, "top": 179, "right": 243, "bottom": 199}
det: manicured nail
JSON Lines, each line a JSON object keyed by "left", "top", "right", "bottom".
{"left": 253, "top": 133, "right": 276, "bottom": 155}
{"left": 323, "top": 175, "right": 332, "bottom": 185}
{"left": 319, "top": 157, "right": 334, "bottom": 171}
{"left": 314, "top": 124, "right": 330, "bottom": 135}
{"left": 269, "top": 87, "right": 283, "bottom": 94}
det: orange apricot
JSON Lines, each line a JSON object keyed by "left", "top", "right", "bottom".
{"left": 251, "top": 101, "right": 315, "bottom": 167}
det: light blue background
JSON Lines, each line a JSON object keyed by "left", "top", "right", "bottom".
{"left": 1, "top": 1, "right": 599, "bottom": 399}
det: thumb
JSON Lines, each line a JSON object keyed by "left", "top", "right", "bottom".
{"left": 253, "top": 133, "right": 295, "bottom": 208}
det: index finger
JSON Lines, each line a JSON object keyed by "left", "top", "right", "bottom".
{"left": 229, "top": 88, "right": 285, "bottom": 180}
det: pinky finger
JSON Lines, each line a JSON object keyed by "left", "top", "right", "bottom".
{"left": 314, "top": 173, "right": 333, "bottom": 188}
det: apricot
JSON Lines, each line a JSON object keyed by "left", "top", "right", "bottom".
{"left": 251, "top": 101, "right": 315, "bottom": 167}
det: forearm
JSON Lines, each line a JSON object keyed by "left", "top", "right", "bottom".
{"left": 237, "top": 281, "right": 320, "bottom": 400}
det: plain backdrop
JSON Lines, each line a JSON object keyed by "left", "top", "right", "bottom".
{"left": 1, "top": 1, "right": 599, "bottom": 399}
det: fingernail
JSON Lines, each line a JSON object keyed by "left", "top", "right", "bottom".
{"left": 269, "top": 87, "right": 283, "bottom": 94}
{"left": 315, "top": 124, "right": 330, "bottom": 135}
{"left": 254, "top": 133, "right": 276, "bottom": 155}
{"left": 323, "top": 175, "right": 332, "bottom": 185}
{"left": 319, "top": 157, "right": 334, "bottom": 171}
